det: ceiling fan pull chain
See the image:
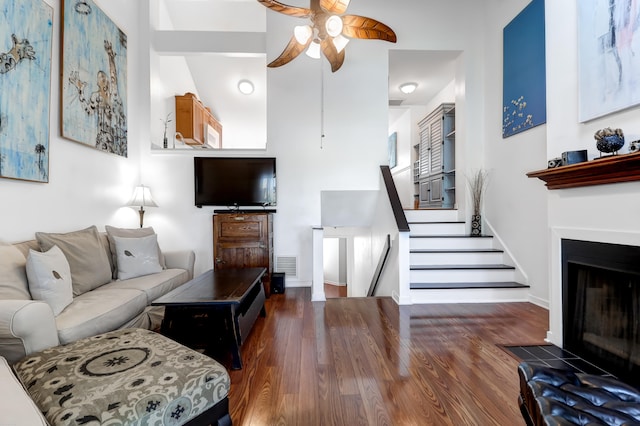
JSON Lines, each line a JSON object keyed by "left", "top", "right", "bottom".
{"left": 320, "top": 59, "right": 325, "bottom": 149}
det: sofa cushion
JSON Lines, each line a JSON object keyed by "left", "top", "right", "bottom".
{"left": 36, "top": 226, "right": 112, "bottom": 296}
{"left": 0, "top": 243, "right": 30, "bottom": 300}
{"left": 25, "top": 246, "right": 73, "bottom": 316}
{"left": 105, "top": 225, "right": 166, "bottom": 279}
{"left": 112, "top": 234, "right": 163, "bottom": 280}
{"left": 55, "top": 288, "right": 147, "bottom": 344}
{"left": 0, "top": 356, "right": 48, "bottom": 426}
{"left": 100, "top": 268, "right": 189, "bottom": 304}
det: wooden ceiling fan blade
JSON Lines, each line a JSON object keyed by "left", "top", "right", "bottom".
{"left": 257, "top": 0, "right": 312, "bottom": 17}
{"left": 342, "top": 15, "right": 397, "bottom": 43}
{"left": 319, "top": 0, "right": 351, "bottom": 14}
{"left": 268, "top": 35, "right": 310, "bottom": 68}
{"left": 321, "top": 38, "right": 345, "bottom": 72}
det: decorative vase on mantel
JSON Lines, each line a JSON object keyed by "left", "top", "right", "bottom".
{"left": 471, "top": 213, "right": 482, "bottom": 236}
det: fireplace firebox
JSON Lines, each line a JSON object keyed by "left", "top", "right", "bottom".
{"left": 562, "top": 239, "right": 640, "bottom": 385}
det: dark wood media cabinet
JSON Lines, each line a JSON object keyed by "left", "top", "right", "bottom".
{"left": 213, "top": 212, "right": 274, "bottom": 297}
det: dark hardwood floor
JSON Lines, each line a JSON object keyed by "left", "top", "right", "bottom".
{"left": 324, "top": 283, "right": 348, "bottom": 298}
{"left": 226, "top": 288, "right": 548, "bottom": 425}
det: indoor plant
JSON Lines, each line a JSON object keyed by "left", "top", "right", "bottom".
{"left": 467, "top": 169, "right": 488, "bottom": 236}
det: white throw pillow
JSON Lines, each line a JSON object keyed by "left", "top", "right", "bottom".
{"left": 25, "top": 246, "right": 73, "bottom": 316}
{"left": 113, "top": 234, "right": 163, "bottom": 280}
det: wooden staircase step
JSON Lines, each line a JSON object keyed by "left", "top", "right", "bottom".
{"left": 410, "top": 235, "right": 493, "bottom": 239}
{"left": 411, "top": 264, "right": 515, "bottom": 270}
{"left": 411, "top": 248, "right": 503, "bottom": 253}
{"left": 407, "top": 221, "right": 465, "bottom": 224}
{"left": 410, "top": 281, "right": 529, "bottom": 290}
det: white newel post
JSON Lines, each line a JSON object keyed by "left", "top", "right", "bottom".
{"left": 312, "top": 227, "right": 326, "bottom": 302}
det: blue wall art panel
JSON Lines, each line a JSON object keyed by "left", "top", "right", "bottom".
{"left": 62, "top": 0, "right": 127, "bottom": 157}
{"left": 502, "top": 0, "right": 546, "bottom": 138}
{"left": 388, "top": 132, "right": 397, "bottom": 168}
{"left": 578, "top": 0, "right": 640, "bottom": 122}
{"left": 0, "top": 0, "right": 53, "bottom": 182}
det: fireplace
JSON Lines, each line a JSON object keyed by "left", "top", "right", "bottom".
{"left": 562, "top": 239, "right": 640, "bottom": 384}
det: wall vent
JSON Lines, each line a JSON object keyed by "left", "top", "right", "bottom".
{"left": 275, "top": 256, "right": 298, "bottom": 277}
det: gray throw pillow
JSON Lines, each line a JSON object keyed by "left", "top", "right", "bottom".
{"left": 0, "top": 243, "right": 30, "bottom": 300}
{"left": 105, "top": 225, "right": 165, "bottom": 279}
{"left": 112, "top": 235, "right": 163, "bottom": 280}
{"left": 36, "top": 226, "right": 112, "bottom": 296}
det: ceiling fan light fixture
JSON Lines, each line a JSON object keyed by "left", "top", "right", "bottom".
{"left": 238, "top": 79, "right": 254, "bottom": 95}
{"left": 294, "top": 25, "right": 313, "bottom": 45}
{"left": 332, "top": 34, "right": 349, "bottom": 53}
{"left": 306, "top": 40, "right": 321, "bottom": 59}
{"left": 325, "top": 15, "right": 343, "bottom": 38}
{"left": 400, "top": 82, "right": 418, "bottom": 94}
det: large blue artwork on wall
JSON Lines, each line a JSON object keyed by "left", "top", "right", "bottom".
{"left": 0, "top": 0, "right": 53, "bottom": 182}
{"left": 578, "top": 0, "right": 640, "bottom": 122}
{"left": 502, "top": 0, "right": 546, "bottom": 138}
{"left": 62, "top": 0, "right": 127, "bottom": 157}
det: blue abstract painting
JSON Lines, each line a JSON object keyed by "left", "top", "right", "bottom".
{"left": 0, "top": 0, "right": 53, "bottom": 182}
{"left": 502, "top": 0, "right": 546, "bottom": 138}
{"left": 578, "top": 0, "right": 640, "bottom": 122}
{"left": 388, "top": 132, "right": 397, "bottom": 168}
{"left": 62, "top": 0, "right": 127, "bottom": 157}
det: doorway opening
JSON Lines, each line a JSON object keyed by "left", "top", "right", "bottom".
{"left": 323, "top": 237, "right": 348, "bottom": 298}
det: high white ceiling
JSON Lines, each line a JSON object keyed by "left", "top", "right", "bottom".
{"left": 161, "top": 0, "right": 459, "bottom": 124}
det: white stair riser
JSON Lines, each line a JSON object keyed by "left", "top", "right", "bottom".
{"left": 409, "top": 223, "right": 466, "bottom": 235}
{"left": 410, "top": 287, "right": 530, "bottom": 304}
{"left": 410, "top": 268, "right": 516, "bottom": 283}
{"left": 410, "top": 237, "right": 494, "bottom": 250}
{"left": 405, "top": 210, "right": 459, "bottom": 223}
{"left": 410, "top": 251, "right": 504, "bottom": 265}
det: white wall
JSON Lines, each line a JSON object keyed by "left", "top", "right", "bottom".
{"left": 0, "top": 0, "right": 143, "bottom": 243}
{"left": 1, "top": 0, "right": 495, "bottom": 297}
{"left": 482, "top": 0, "right": 550, "bottom": 308}
{"left": 323, "top": 238, "right": 340, "bottom": 285}
{"left": 544, "top": 0, "right": 640, "bottom": 345}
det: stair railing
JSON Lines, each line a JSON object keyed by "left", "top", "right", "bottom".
{"left": 367, "top": 234, "right": 391, "bottom": 296}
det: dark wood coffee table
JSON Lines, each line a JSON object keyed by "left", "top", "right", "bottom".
{"left": 152, "top": 267, "right": 267, "bottom": 369}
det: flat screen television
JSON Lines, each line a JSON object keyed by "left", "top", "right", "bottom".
{"left": 194, "top": 157, "right": 276, "bottom": 208}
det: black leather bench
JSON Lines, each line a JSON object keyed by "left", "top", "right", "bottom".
{"left": 518, "top": 362, "right": 640, "bottom": 425}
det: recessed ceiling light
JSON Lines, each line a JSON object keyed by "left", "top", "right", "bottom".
{"left": 238, "top": 79, "right": 254, "bottom": 95}
{"left": 400, "top": 82, "right": 418, "bottom": 94}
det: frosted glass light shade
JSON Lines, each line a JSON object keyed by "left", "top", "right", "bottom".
{"left": 332, "top": 34, "right": 349, "bottom": 53}
{"left": 400, "top": 82, "right": 418, "bottom": 94}
{"left": 238, "top": 80, "right": 254, "bottom": 95}
{"left": 325, "top": 15, "right": 343, "bottom": 37}
{"left": 294, "top": 25, "right": 312, "bottom": 44}
{"left": 306, "top": 40, "right": 321, "bottom": 59}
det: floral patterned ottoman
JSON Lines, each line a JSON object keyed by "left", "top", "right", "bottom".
{"left": 12, "top": 328, "right": 231, "bottom": 426}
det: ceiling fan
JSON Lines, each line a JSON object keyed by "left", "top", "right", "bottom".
{"left": 257, "top": 0, "right": 397, "bottom": 72}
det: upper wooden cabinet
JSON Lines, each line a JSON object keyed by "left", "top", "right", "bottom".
{"left": 175, "top": 93, "right": 222, "bottom": 148}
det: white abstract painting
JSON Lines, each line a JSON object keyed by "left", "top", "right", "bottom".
{"left": 578, "top": 0, "right": 640, "bottom": 122}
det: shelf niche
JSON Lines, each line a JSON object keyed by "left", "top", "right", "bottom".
{"left": 526, "top": 152, "right": 640, "bottom": 190}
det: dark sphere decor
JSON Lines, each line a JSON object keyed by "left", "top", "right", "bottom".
{"left": 594, "top": 127, "right": 625, "bottom": 155}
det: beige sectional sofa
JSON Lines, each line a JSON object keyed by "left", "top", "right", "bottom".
{"left": 0, "top": 225, "right": 195, "bottom": 364}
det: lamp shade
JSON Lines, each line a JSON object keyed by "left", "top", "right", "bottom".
{"left": 127, "top": 185, "right": 158, "bottom": 208}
